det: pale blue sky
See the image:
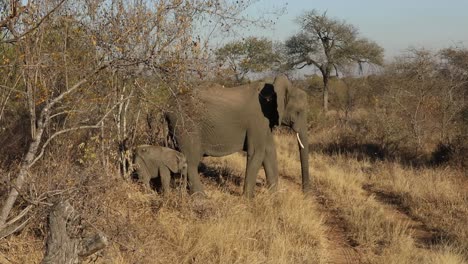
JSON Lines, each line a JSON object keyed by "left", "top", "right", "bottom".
{"left": 243, "top": 0, "right": 468, "bottom": 60}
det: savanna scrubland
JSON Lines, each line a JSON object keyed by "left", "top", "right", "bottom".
{"left": 1, "top": 1, "right": 467, "bottom": 263}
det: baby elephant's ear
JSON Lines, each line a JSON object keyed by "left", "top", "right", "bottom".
{"left": 166, "top": 152, "right": 182, "bottom": 173}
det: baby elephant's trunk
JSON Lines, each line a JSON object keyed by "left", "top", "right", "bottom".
{"left": 178, "top": 154, "right": 188, "bottom": 190}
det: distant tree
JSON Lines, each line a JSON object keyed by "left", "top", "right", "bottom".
{"left": 440, "top": 47, "right": 468, "bottom": 77}
{"left": 437, "top": 47, "right": 468, "bottom": 143}
{"left": 378, "top": 48, "right": 467, "bottom": 153}
{"left": 285, "top": 10, "right": 384, "bottom": 112}
{"left": 215, "top": 37, "right": 279, "bottom": 83}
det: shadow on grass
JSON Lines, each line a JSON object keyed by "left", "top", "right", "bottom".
{"left": 311, "top": 142, "right": 387, "bottom": 162}
{"left": 130, "top": 170, "right": 186, "bottom": 194}
{"left": 198, "top": 162, "right": 244, "bottom": 195}
{"left": 309, "top": 141, "right": 465, "bottom": 169}
{"left": 362, "top": 184, "right": 455, "bottom": 248}
{"left": 198, "top": 163, "right": 242, "bottom": 186}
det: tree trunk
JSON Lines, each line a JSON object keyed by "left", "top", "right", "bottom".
{"left": 0, "top": 116, "right": 45, "bottom": 227}
{"left": 42, "top": 200, "right": 107, "bottom": 264}
{"left": 322, "top": 74, "right": 329, "bottom": 112}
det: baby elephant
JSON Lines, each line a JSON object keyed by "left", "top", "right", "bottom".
{"left": 132, "top": 145, "right": 187, "bottom": 193}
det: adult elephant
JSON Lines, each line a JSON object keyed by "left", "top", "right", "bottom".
{"left": 165, "top": 74, "right": 310, "bottom": 198}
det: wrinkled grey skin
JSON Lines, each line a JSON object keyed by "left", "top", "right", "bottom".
{"left": 165, "top": 74, "right": 310, "bottom": 198}
{"left": 133, "top": 145, "right": 188, "bottom": 192}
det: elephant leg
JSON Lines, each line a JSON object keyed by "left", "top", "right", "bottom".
{"left": 159, "top": 166, "right": 171, "bottom": 194}
{"left": 134, "top": 156, "right": 152, "bottom": 189}
{"left": 244, "top": 147, "right": 266, "bottom": 198}
{"left": 263, "top": 141, "right": 278, "bottom": 192}
{"left": 187, "top": 158, "right": 204, "bottom": 195}
{"left": 136, "top": 168, "right": 151, "bottom": 189}
{"left": 177, "top": 132, "right": 204, "bottom": 195}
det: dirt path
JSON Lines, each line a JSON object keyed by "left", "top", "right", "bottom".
{"left": 362, "top": 184, "right": 440, "bottom": 248}
{"left": 280, "top": 175, "right": 363, "bottom": 264}
{"left": 201, "top": 165, "right": 363, "bottom": 263}
{"left": 313, "top": 191, "right": 363, "bottom": 264}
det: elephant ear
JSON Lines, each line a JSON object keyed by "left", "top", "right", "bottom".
{"left": 258, "top": 74, "right": 290, "bottom": 127}
{"left": 272, "top": 74, "right": 290, "bottom": 124}
{"left": 165, "top": 152, "right": 180, "bottom": 173}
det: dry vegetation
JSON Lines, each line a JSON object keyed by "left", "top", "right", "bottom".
{"left": 1, "top": 1, "right": 468, "bottom": 263}
{"left": 277, "top": 132, "right": 467, "bottom": 264}
{"left": 2, "top": 131, "right": 467, "bottom": 263}
{"left": 2, "top": 139, "right": 329, "bottom": 264}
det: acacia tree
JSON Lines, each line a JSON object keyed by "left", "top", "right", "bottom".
{"left": 285, "top": 10, "right": 384, "bottom": 112}
{"left": 215, "top": 37, "right": 279, "bottom": 83}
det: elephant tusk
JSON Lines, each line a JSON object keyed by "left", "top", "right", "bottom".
{"left": 296, "top": 133, "right": 305, "bottom": 149}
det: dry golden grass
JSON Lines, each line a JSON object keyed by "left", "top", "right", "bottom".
{"left": 276, "top": 132, "right": 467, "bottom": 263}
{"left": 2, "top": 132, "right": 467, "bottom": 264}
{"left": 199, "top": 152, "right": 328, "bottom": 264}
{"left": 2, "top": 150, "right": 327, "bottom": 264}
{"left": 366, "top": 163, "right": 468, "bottom": 258}
{"left": 91, "top": 179, "right": 327, "bottom": 263}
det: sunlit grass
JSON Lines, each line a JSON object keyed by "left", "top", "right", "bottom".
{"left": 2, "top": 133, "right": 466, "bottom": 264}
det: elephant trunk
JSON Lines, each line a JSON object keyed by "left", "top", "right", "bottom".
{"left": 134, "top": 156, "right": 151, "bottom": 187}
{"left": 298, "top": 131, "right": 311, "bottom": 193}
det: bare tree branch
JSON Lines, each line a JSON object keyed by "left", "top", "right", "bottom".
{"left": 30, "top": 97, "right": 128, "bottom": 166}
{"left": 2, "top": 0, "right": 67, "bottom": 44}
